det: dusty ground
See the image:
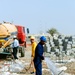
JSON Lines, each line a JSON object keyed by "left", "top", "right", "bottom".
{"left": 19, "top": 46, "right": 75, "bottom": 75}
{"left": 19, "top": 46, "right": 51, "bottom": 75}
{"left": 63, "top": 62, "right": 75, "bottom": 75}
{"left": 0, "top": 46, "right": 75, "bottom": 75}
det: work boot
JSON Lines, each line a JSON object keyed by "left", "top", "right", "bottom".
{"left": 30, "top": 72, "right": 35, "bottom": 74}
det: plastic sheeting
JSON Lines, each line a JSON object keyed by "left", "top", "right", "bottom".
{"left": 45, "top": 57, "right": 65, "bottom": 75}
{"left": 45, "top": 57, "right": 59, "bottom": 75}
{"left": 0, "top": 72, "right": 18, "bottom": 75}
{"left": 0, "top": 60, "right": 25, "bottom": 75}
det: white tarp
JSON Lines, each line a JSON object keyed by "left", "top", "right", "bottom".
{"left": 45, "top": 57, "right": 67, "bottom": 75}
{"left": 0, "top": 60, "right": 25, "bottom": 75}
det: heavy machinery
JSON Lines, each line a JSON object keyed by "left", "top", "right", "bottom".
{"left": 16, "top": 25, "right": 26, "bottom": 57}
{"left": 0, "top": 22, "right": 26, "bottom": 58}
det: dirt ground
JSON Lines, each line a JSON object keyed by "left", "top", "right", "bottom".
{"left": 63, "top": 62, "right": 75, "bottom": 75}
{"left": 0, "top": 46, "right": 75, "bottom": 75}
{"left": 19, "top": 46, "right": 75, "bottom": 75}
{"left": 19, "top": 46, "right": 51, "bottom": 75}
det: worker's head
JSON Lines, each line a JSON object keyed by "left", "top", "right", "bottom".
{"left": 30, "top": 36, "right": 35, "bottom": 43}
{"left": 40, "top": 36, "right": 46, "bottom": 45}
{"left": 13, "top": 35, "right": 17, "bottom": 39}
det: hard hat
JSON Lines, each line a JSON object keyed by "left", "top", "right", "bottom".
{"left": 30, "top": 36, "right": 35, "bottom": 40}
{"left": 40, "top": 36, "right": 46, "bottom": 42}
{"left": 13, "top": 35, "right": 17, "bottom": 38}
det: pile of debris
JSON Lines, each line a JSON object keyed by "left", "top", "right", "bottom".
{"left": 0, "top": 59, "right": 26, "bottom": 75}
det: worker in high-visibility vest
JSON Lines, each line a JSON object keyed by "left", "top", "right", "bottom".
{"left": 30, "top": 36, "right": 37, "bottom": 74}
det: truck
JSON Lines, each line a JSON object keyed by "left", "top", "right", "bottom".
{"left": 0, "top": 22, "right": 26, "bottom": 58}
{"left": 16, "top": 25, "right": 26, "bottom": 47}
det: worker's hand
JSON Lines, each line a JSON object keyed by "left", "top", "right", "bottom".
{"left": 31, "top": 55, "right": 33, "bottom": 57}
{"left": 41, "top": 56, "right": 44, "bottom": 60}
{"left": 41, "top": 53, "right": 44, "bottom": 60}
{"left": 41, "top": 54, "right": 45, "bottom": 60}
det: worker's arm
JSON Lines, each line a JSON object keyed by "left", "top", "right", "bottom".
{"left": 37, "top": 45, "right": 44, "bottom": 60}
{"left": 31, "top": 43, "right": 37, "bottom": 57}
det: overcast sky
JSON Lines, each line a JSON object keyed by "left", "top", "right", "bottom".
{"left": 0, "top": 0, "right": 75, "bottom": 35}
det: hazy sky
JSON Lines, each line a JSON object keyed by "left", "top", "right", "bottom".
{"left": 0, "top": 0, "right": 75, "bottom": 35}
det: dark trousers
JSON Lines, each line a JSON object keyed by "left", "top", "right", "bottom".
{"left": 13, "top": 47, "right": 18, "bottom": 59}
{"left": 34, "top": 62, "right": 42, "bottom": 75}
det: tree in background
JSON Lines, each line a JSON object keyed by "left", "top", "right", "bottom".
{"left": 47, "top": 28, "right": 59, "bottom": 36}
